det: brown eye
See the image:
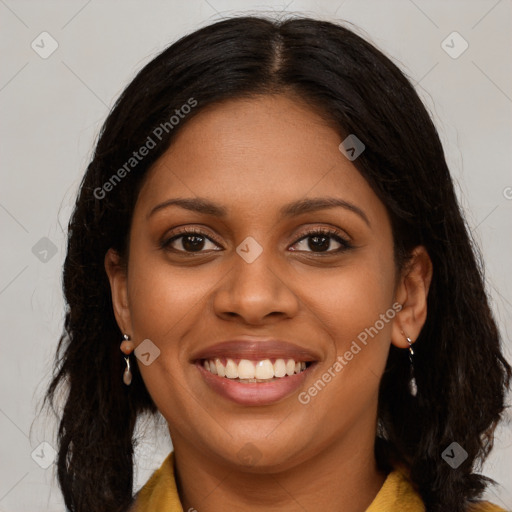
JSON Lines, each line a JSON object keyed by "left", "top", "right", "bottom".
{"left": 290, "top": 229, "right": 352, "bottom": 254}
{"left": 161, "top": 230, "right": 222, "bottom": 253}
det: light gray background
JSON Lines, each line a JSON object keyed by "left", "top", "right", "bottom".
{"left": 1, "top": 1, "right": 511, "bottom": 510}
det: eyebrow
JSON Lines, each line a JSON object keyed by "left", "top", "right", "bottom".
{"left": 148, "top": 196, "right": 370, "bottom": 226}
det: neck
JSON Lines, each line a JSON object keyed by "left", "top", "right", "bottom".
{"left": 171, "top": 426, "right": 387, "bottom": 512}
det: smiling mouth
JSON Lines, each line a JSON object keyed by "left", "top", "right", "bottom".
{"left": 200, "top": 357, "right": 314, "bottom": 383}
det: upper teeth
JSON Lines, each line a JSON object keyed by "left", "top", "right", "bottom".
{"left": 203, "top": 358, "right": 307, "bottom": 380}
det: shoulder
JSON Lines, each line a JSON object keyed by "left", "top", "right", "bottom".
{"left": 131, "top": 452, "right": 183, "bottom": 511}
{"left": 466, "top": 502, "right": 508, "bottom": 512}
{"left": 388, "top": 465, "right": 508, "bottom": 512}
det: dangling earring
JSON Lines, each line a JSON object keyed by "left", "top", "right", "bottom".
{"left": 120, "top": 334, "right": 135, "bottom": 386}
{"left": 406, "top": 336, "right": 417, "bottom": 397}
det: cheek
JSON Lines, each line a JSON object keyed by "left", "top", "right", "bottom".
{"left": 309, "top": 252, "right": 396, "bottom": 339}
{"left": 303, "top": 248, "right": 397, "bottom": 390}
{"left": 124, "top": 248, "right": 211, "bottom": 412}
{"left": 124, "top": 240, "right": 229, "bottom": 402}
{"left": 126, "top": 248, "right": 214, "bottom": 339}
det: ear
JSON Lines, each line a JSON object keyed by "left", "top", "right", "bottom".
{"left": 104, "top": 248, "right": 132, "bottom": 334}
{"left": 391, "top": 246, "right": 433, "bottom": 348}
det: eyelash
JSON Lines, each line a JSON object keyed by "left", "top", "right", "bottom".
{"left": 160, "top": 227, "right": 353, "bottom": 255}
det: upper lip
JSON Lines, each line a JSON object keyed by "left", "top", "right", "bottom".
{"left": 191, "top": 337, "right": 321, "bottom": 362}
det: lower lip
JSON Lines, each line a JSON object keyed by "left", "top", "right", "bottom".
{"left": 196, "top": 361, "right": 313, "bottom": 406}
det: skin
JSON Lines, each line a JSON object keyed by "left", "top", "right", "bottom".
{"left": 106, "top": 93, "right": 432, "bottom": 512}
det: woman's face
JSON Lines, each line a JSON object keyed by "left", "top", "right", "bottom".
{"left": 108, "top": 94, "right": 413, "bottom": 471}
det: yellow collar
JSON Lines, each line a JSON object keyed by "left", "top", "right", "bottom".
{"left": 134, "top": 451, "right": 504, "bottom": 512}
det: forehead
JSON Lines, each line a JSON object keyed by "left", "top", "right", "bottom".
{"left": 136, "top": 94, "right": 386, "bottom": 225}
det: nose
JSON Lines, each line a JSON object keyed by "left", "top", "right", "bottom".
{"left": 212, "top": 245, "right": 300, "bottom": 325}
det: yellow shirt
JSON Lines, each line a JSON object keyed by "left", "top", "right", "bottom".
{"left": 134, "top": 452, "right": 506, "bottom": 512}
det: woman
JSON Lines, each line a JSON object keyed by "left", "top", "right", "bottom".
{"left": 45, "top": 15, "right": 511, "bottom": 512}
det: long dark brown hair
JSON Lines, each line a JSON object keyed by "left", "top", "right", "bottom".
{"left": 44, "top": 15, "right": 511, "bottom": 512}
